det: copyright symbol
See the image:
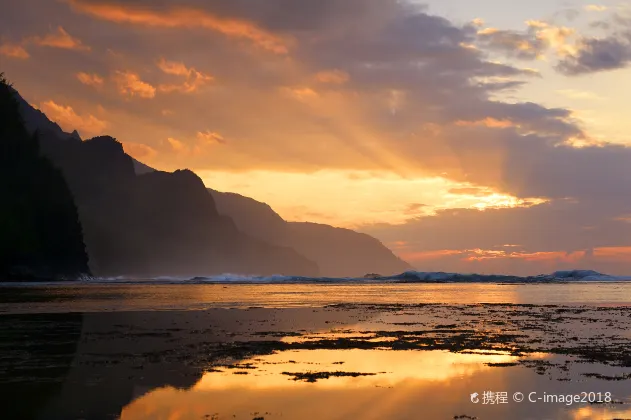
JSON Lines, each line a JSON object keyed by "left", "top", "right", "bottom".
{"left": 513, "top": 392, "right": 524, "bottom": 402}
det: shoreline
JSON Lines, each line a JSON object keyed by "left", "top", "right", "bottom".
{"left": 2, "top": 284, "right": 631, "bottom": 419}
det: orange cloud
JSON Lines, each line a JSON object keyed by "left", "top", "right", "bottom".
{"left": 400, "top": 250, "right": 465, "bottom": 262}
{"left": 113, "top": 71, "right": 156, "bottom": 98}
{"left": 528, "top": 23, "right": 577, "bottom": 57}
{"left": 388, "top": 241, "right": 410, "bottom": 250}
{"left": 284, "top": 87, "right": 319, "bottom": 100}
{"left": 158, "top": 75, "right": 213, "bottom": 93}
{"left": 157, "top": 58, "right": 192, "bottom": 77}
{"left": 40, "top": 100, "right": 107, "bottom": 137}
{"left": 455, "top": 118, "right": 516, "bottom": 128}
{"left": 593, "top": 247, "right": 631, "bottom": 262}
{"left": 448, "top": 187, "right": 491, "bottom": 197}
{"left": 31, "top": 26, "right": 90, "bottom": 51}
{"left": 400, "top": 248, "right": 588, "bottom": 264}
{"left": 0, "top": 43, "right": 29, "bottom": 59}
{"left": 122, "top": 142, "right": 158, "bottom": 160}
{"left": 314, "top": 70, "right": 350, "bottom": 85}
{"left": 157, "top": 58, "right": 213, "bottom": 93}
{"left": 67, "top": 0, "right": 290, "bottom": 54}
{"left": 197, "top": 131, "right": 225, "bottom": 145}
{"left": 584, "top": 4, "right": 607, "bottom": 11}
{"left": 76, "top": 72, "right": 104, "bottom": 88}
{"left": 165, "top": 131, "right": 225, "bottom": 156}
{"left": 166, "top": 137, "right": 187, "bottom": 153}
{"left": 464, "top": 249, "right": 586, "bottom": 263}
{"left": 477, "top": 28, "right": 499, "bottom": 35}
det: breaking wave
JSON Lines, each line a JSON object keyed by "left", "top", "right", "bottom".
{"left": 90, "top": 269, "right": 631, "bottom": 284}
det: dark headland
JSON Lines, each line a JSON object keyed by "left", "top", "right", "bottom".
{"left": 0, "top": 74, "right": 411, "bottom": 281}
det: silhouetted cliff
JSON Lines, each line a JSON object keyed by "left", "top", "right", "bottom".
{"left": 209, "top": 190, "right": 412, "bottom": 277}
{"left": 0, "top": 74, "right": 89, "bottom": 280}
{"left": 10, "top": 84, "right": 317, "bottom": 277}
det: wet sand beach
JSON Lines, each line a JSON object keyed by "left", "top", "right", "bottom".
{"left": 1, "top": 283, "right": 631, "bottom": 419}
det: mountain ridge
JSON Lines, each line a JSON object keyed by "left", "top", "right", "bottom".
{"left": 10, "top": 85, "right": 318, "bottom": 277}
{"left": 209, "top": 189, "right": 413, "bottom": 277}
{"left": 9, "top": 80, "right": 410, "bottom": 278}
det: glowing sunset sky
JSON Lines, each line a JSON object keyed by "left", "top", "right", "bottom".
{"left": 2, "top": 0, "right": 631, "bottom": 274}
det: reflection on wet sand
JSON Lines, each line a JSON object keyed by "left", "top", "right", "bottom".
{"left": 120, "top": 349, "right": 521, "bottom": 420}
{"left": 120, "top": 349, "right": 630, "bottom": 420}
{"left": 196, "top": 349, "right": 522, "bottom": 388}
{"left": 572, "top": 406, "right": 631, "bottom": 420}
{"left": 2, "top": 301, "right": 631, "bottom": 419}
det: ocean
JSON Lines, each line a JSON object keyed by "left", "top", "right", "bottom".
{"left": 2, "top": 274, "right": 631, "bottom": 419}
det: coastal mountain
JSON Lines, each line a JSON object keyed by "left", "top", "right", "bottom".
{"left": 0, "top": 74, "right": 90, "bottom": 280}
{"left": 209, "top": 190, "right": 413, "bottom": 277}
{"left": 10, "top": 84, "right": 318, "bottom": 277}
{"left": 7, "top": 78, "right": 408, "bottom": 279}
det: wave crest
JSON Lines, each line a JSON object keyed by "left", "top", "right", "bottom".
{"left": 87, "top": 269, "right": 631, "bottom": 284}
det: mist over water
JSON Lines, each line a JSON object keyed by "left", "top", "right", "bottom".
{"left": 78, "top": 268, "right": 631, "bottom": 284}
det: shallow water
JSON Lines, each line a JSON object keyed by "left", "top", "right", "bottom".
{"left": 121, "top": 350, "right": 631, "bottom": 420}
{"left": 1, "top": 284, "right": 631, "bottom": 419}
{"left": 2, "top": 282, "right": 631, "bottom": 313}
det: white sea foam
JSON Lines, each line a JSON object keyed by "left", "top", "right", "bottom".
{"left": 80, "top": 269, "right": 631, "bottom": 284}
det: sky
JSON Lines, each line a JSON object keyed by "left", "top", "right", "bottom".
{"left": 1, "top": 0, "right": 631, "bottom": 275}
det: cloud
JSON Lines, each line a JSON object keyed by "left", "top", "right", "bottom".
{"left": 157, "top": 58, "right": 214, "bottom": 93}
{"left": 31, "top": 26, "right": 90, "bottom": 51}
{"left": 403, "top": 203, "right": 427, "bottom": 216}
{"left": 471, "top": 18, "right": 485, "bottom": 27}
{"left": 556, "top": 89, "right": 603, "bottom": 100}
{"left": 476, "top": 21, "right": 576, "bottom": 60}
{"left": 0, "top": 42, "right": 29, "bottom": 59}
{"left": 554, "top": 11, "right": 631, "bottom": 74}
{"left": 314, "top": 70, "right": 349, "bottom": 85}
{"left": 284, "top": 87, "right": 319, "bottom": 101}
{"left": 362, "top": 200, "right": 631, "bottom": 275}
{"left": 157, "top": 58, "right": 193, "bottom": 77}
{"left": 455, "top": 118, "right": 515, "bottom": 129}
{"left": 66, "top": 0, "right": 290, "bottom": 54}
{"left": 585, "top": 5, "right": 608, "bottom": 12}
{"left": 477, "top": 27, "right": 548, "bottom": 60}
{"left": 113, "top": 70, "right": 156, "bottom": 98}
{"left": 76, "top": 72, "right": 104, "bottom": 87}
{"left": 122, "top": 142, "right": 158, "bottom": 160}
{"left": 4, "top": 0, "right": 631, "bottom": 274}
{"left": 39, "top": 100, "right": 107, "bottom": 136}
{"left": 197, "top": 130, "right": 225, "bottom": 145}
{"left": 165, "top": 131, "right": 225, "bottom": 156}
{"left": 448, "top": 187, "right": 493, "bottom": 197}
{"left": 166, "top": 137, "right": 187, "bottom": 153}
{"left": 556, "top": 33, "right": 631, "bottom": 75}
